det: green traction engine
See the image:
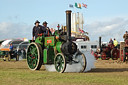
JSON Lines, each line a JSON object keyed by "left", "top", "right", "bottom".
{"left": 26, "top": 10, "right": 87, "bottom": 73}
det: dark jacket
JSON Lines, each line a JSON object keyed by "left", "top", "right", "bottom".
{"left": 32, "top": 25, "right": 46, "bottom": 39}
{"left": 109, "top": 40, "right": 113, "bottom": 44}
{"left": 42, "top": 26, "right": 52, "bottom": 36}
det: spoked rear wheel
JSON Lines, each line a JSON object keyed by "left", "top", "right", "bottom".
{"left": 27, "top": 42, "right": 43, "bottom": 70}
{"left": 75, "top": 52, "right": 86, "bottom": 72}
{"left": 54, "top": 53, "right": 66, "bottom": 73}
{"left": 111, "top": 48, "right": 119, "bottom": 60}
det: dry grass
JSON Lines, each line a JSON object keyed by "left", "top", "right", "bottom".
{"left": 0, "top": 60, "right": 128, "bottom": 85}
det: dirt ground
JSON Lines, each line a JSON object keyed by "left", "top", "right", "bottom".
{"left": 0, "top": 59, "right": 128, "bottom": 72}
{"left": 0, "top": 59, "right": 128, "bottom": 85}
{"left": 92, "top": 59, "right": 128, "bottom": 72}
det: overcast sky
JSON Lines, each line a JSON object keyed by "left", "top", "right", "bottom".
{"left": 0, "top": 0, "right": 128, "bottom": 41}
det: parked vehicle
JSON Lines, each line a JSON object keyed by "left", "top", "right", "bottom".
{"left": 0, "top": 39, "right": 23, "bottom": 61}
{"left": 16, "top": 41, "right": 29, "bottom": 59}
{"left": 93, "top": 37, "right": 120, "bottom": 60}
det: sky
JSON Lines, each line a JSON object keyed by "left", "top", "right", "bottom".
{"left": 0, "top": 0, "right": 128, "bottom": 41}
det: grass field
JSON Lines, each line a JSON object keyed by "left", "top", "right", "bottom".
{"left": 0, "top": 60, "right": 128, "bottom": 85}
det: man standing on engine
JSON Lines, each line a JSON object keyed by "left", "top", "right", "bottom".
{"left": 42, "top": 21, "right": 51, "bottom": 36}
{"left": 113, "top": 38, "right": 118, "bottom": 47}
{"left": 123, "top": 31, "right": 128, "bottom": 41}
{"left": 109, "top": 38, "right": 113, "bottom": 45}
{"left": 32, "top": 20, "right": 46, "bottom": 40}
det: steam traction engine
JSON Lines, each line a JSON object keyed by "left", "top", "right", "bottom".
{"left": 26, "top": 10, "right": 87, "bottom": 73}
{"left": 94, "top": 37, "right": 120, "bottom": 60}
{"left": 100, "top": 44, "right": 120, "bottom": 60}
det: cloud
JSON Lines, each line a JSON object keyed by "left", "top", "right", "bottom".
{"left": 0, "top": 22, "right": 33, "bottom": 40}
{"left": 0, "top": 17, "right": 128, "bottom": 42}
{"left": 85, "top": 17, "right": 128, "bottom": 42}
{"left": 0, "top": 21, "right": 64, "bottom": 40}
{"left": 0, "top": 22, "right": 63, "bottom": 40}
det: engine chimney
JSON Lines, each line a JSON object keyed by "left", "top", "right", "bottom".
{"left": 66, "top": 10, "right": 72, "bottom": 41}
{"left": 61, "top": 10, "right": 77, "bottom": 56}
{"left": 99, "top": 37, "right": 102, "bottom": 53}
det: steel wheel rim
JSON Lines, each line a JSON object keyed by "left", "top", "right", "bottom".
{"left": 55, "top": 53, "right": 66, "bottom": 73}
{"left": 111, "top": 49, "right": 119, "bottom": 60}
{"left": 27, "top": 44, "right": 38, "bottom": 69}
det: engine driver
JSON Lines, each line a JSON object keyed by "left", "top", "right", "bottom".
{"left": 32, "top": 20, "right": 46, "bottom": 40}
{"left": 42, "top": 21, "right": 52, "bottom": 36}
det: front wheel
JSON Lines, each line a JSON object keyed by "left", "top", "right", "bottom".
{"left": 54, "top": 53, "right": 66, "bottom": 73}
{"left": 101, "top": 52, "right": 106, "bottom": 60}
{"left": 27, "top": 42, "right": 43, "bottom": 71}
{"left": 101, "top": 52, "right": 110, "bottom": 60}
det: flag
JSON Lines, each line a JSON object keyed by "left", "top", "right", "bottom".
{"left": 79, "top": 28, "right": 83, "bottom": 33}
{"left": 78, "top": 3, "right": 81, "bottom": 8}
{"left": 82, "top": 3, "right": 87, "bottom": 8}
{"left": 69, "top": 4, "right": 73, "bottom": 8}
{"left": 81, "top": 30, "right": 85, "bottom": 33}
{"left": 79, "top": 28, "right": 86, "bottom": 33}
{"left": 75, "top": 3, "right": 77, "bottom": 8}
{"left": 75, "top": 3, "right": 82, "bottom": 9}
